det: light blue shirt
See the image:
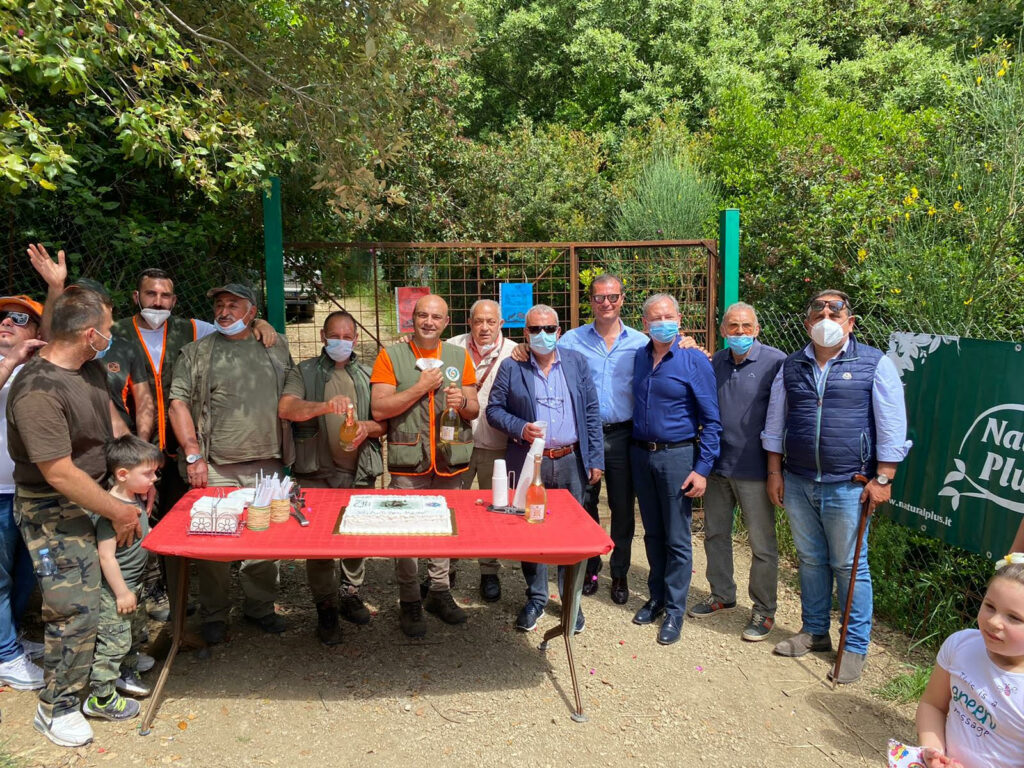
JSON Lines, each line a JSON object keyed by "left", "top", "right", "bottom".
{"left": 529, "top": 352, "right": 578, "bottom": 449}
{"left": 761, "top": 339, "right": 912, "bottom": 463}
{"left": 558, "top": 321, "right": 648, "bottom": 424}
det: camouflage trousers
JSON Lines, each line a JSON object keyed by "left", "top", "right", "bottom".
{"left": 14, "top": 492, "right": 100, "bottom": 718}
{"left": 89, "top": 585, "right": 146, "bottom": 698}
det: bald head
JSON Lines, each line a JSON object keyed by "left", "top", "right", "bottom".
{"left": 411, "top": 294, "right": 450, "bottom": 349}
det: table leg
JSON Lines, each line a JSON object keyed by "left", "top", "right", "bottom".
{"left": 139, "top": 556, "right": 190, "bottom": 735}
{"left": 539, "top": 560, "right": 587, "bottom": 722}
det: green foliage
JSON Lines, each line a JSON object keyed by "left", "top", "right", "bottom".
{"left": 874, "top": 664, "right": 933, "bottom": 703}
{"left": 614, "top": 150, "right": 719, "bottom": 239}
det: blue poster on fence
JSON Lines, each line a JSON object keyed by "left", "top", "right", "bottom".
{"left": 500, "top": 283, "right": 533, "bottom": 328}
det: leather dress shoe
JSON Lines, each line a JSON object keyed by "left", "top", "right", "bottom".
{"left": 610, "top": 576, "right": 629, "bottom": 605}
{"left": 657, "top": 614, "right": 683, "bottom": 645}
{"left": 632, "top": 599, "right": 665, "bottom": 625}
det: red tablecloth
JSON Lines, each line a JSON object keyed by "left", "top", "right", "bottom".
{"left": 144, "top": 488, "right": 613, "bottom": 566}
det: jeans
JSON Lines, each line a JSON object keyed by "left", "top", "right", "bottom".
{"left": 702, "top": 474, "right": 779, "bottom": 616}
{"left": 0, "top": 493, "right": 35, "bottom": 662}
{"left": 582, "top": 425, "right": 635, "bottom": 577}
{"left": 521, "top": 452, "right": 585, "bottom": 621}
{"left": 783, "top": 472, "right": 872, "bottom": 654}
{"left": 631, "top": 443, "right": 695, "bottom": 618}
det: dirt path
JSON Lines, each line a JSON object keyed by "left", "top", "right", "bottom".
{"left": 1, "top": 531, "right": 926, "bottom": 768}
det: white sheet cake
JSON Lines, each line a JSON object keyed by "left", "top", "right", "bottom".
{"left": 338, "top": 494, "right": 452, "bottom": 536}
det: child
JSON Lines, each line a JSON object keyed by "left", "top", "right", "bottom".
{"left": 915, "top": 552, "right": 1024, "bottom": 768}
{"left": 82, "top": 435, "right": 161, "bottom": 722}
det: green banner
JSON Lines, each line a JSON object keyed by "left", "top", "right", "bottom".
{"left": 886, "top": 335, "right": 1024, "bottom": 560}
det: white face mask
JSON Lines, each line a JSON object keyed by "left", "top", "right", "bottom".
{"left": 324, "top": 338, "right": 354, "bottom": 362}
{"left": 810, "top": 318, "right": 846, "bottom": 347}
{"left": 140, "top": 308, "right": 171, "bottom": 329}
{"left": 415, "top": 358, "right": 444, "bottom": 371}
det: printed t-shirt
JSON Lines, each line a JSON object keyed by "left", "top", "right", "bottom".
{"left": 936, "top": 628, "right": 1024, "bottom": 768}
{"left": 6, "top": 356, "right": 112, "bottom": 493}
{"left": 95, "top": 496, "right": 152, "bottom": 590}
{"left": 370, "top": 341, "right": 476, "bottom": 388}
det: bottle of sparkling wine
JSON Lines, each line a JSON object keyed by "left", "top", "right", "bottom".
{"left": 338, "top": 402, "right": 359, "bottom": 452}
{"left": 525, "top": 454, "right": 546, "bottom": 523}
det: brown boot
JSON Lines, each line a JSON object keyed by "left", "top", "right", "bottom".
{"left": 423, "top": 589, "right": 468, "bottom": 625}
{"left": 315, "top": 601, "right": 343, "bottom": 646}
{"left": 399, "top": 600, "right": 427, "bottom": 638}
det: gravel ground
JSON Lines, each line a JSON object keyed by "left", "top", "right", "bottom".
{"left": 0, "top": 529, "right": 926, "bottom": 768}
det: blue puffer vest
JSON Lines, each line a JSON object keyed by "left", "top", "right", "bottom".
{"left": 782, "top": 336, "right": 883, "bottom": 483}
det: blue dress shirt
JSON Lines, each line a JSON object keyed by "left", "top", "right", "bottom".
{"left": 632, "top": 337, "right": 722, "bottom": 477}
{"left": 558, "top": 321, "right": 648, "bottom": 424}
{"left": 530, "top": 353, "right": 578, "bottom": 448}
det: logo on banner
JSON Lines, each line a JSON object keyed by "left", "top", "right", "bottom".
{"left": 940, "top": 404, "right": 1024, "bottom": 513}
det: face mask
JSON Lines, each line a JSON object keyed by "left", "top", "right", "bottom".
{"left": 216, "top": 317, "right": 249, "bottom": 336}
{"left": 726, "top": 335, "right": 754, "bottom": 355}
{"left": 324, "top": 338, "right": 354, "bottom": 362}
{"left": 415, "top": 357, "right": 444, "bottom": 371}
{"left": 476, "top": 341, "right": 496, "bottom": 355}
{"left": 810, "top": 318, "right": 846, "bottom": 347}
{"left": 90, "top": 328, "right": 113, "bottom": 360}
{"left": 140, "top": 308, "right": 171, "bottom": 329}
{"left": 528, "top": 331, "right": 558, "bottom": 355}
{"left": 648, "top": 321, "right": 679, "bottom": 344}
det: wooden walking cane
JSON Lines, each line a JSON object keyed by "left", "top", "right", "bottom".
{"left": 831, "top": 473, "right": 873, "bottom": 689}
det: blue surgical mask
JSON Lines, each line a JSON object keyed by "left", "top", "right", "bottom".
{"left": 90, "top": 328, "right": 113, "bottom": 360}
{"left": 648, "top": 321, "right": 679, "bottom": 343}
{"left": 726, "top": 335, "right": 754, "bottom": 355}
{"left": 324, "top": 338, "right": 354, "bottom": 362}
{"left": 528, "top": 331, "right": 558, "bottom": 355}
{"left": 216, "top": 317, "right": 249, "bottom": 336}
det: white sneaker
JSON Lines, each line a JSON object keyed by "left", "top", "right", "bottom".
{"left": 19, "top": 635, "right": 44, "bottom": 660}
{"left": 137, "top": 652, "right": 155, "bottom": 673}
{"left": 33, "top": 705, "right": 94, "bottom": 747}
{"left": 0, "top": 653, "right": 44, "bottom": 690}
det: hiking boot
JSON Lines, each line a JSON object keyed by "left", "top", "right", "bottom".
{"left": 687, "top": 596, "right": 737, "bottom": 618}
{"left": 115, "top": 670, "right": 152, "bottom": 698}
{"left": 399, "top": 600, "right": 427, "bottom": 638}
{"left": 420, "top": 566, "right": 458, "bottom": 599}
{"left": 515, "top": 601, "right": 544, "bottom": 632}
{"left": 34, "top": 705, "right": 93, "bottom": 747}
{"left": 742, "top": 613, "right": 775, "bottom": 642}
{"left": 424, "top": 589, "right": 468, "bottom": 624}
{"left": 201, "top": 620, "right": 227, "bottom": 645}
{"left": 315, "top": 601, "right": 343, "bottom": 646}
{"left": 146, "top": 585, "right": 171, "bottom": 622}
{"left": 338, "top": 591, "right": 371, "bottom": 625}
{"left": 773, "top": 632, "right": 832, "bottom": 657}
{"left": 244, "top": 611, "right": 287, "bottom": 634}
{"left": 828, "top": 652, "right": 868, "bottom": 684}
{"left": 137, "top": 653, "right": 155, "bottom": 673}
{"left": 82, "top": 692, "right": 141, "bottom": 721}
{"left": 479, "top": 574, "right": 501, "bottom": 602}
{"left": 0, "top": 652, "right": 44, "bottom": 690}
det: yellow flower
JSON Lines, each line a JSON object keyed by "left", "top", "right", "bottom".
{"left": 953, "top": 201, "right": 964, "bottom": 212}
{"left": 985, "top": 161, "right": 994, "bottom": 173}
{"left": 977, "top": 75, "right": 983, "bottom": 85}
{"left": 911, "top": 186, "right": 919, "bottom": 199}
{"left": 891, "top": 288, "right": 902, "bottom": 295}
{"left": 997, "top": 68, "right": 1006, "bottom": 77}
{"left": 905, "top": 212, "right": 911, "bottom": 221}
{"left": 928, "top": 206, "right": 936, "bottom": 216}
{"left": 964, "top": 297, "right": 973, "bottom": 306}
{"left": 857, "top": 248, "right": 867, "bottom": 263}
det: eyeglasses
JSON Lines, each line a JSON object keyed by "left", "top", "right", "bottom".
{"left": 592, "top": 294, "right": 621, "bottom": 304}
{"left": 809, "top": 300, "right": 848, "bottom": 314}
{"left": 0, "top": 310, "right": 32, "bottom": 326}
{"left": 527, "top": 325, "right": 558, "bottom": 334}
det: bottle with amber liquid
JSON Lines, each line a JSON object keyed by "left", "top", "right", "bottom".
{"left": 525, "top": 454, "right": 546, "bottom": 523}
{"left": 338, "top": 402, "right": 359, "bottom": 452}
{"left": 439, "top": 369, "right": 461, "bottom": 444}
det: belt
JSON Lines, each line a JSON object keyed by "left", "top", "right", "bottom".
{"left": 631, "top": 438, "right": 695, "bottom": 452}
{"left": 542, "top": 443, "right": 577, "bottom": 459}
{"left": 603, "top": 420, "right": 632, "bottom": 432}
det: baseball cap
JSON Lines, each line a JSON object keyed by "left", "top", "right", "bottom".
{"left": 0, "top": 294, "right": 44, "bottom": 321}
{"left": 206, "top": 283, "right": 257, "bottom": 304}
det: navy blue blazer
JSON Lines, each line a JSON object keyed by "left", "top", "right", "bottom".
{"left": 486, "top": 348, "right": 604, "bottom": 478}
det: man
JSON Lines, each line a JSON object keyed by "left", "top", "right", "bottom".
{"left": 763, "top": 289, "right": 910, "bottom": 684}
{"left": 279, "top": 311, "right": 385, "bottom": 645}
{"left": 558, "top": 274, "right": 648, "bottom": 604}
{"left": 0, "top": 295, "right": 47, "bottom": 693}
{"left": 370, "top": 294, "right": 479, "bottom": 637}
{"left": 688, "top": 302, "right": 784, "bottom": 642}
{"left": 449, "top": 299, "right": 518, "bottom": 602}
{"left": 630, "top": 294, "right": 721, "bottom": 646}
{"left": 7, "top": 286, "right": 141, "bottom": 747}
{"left": 168, "top": 284, "right": 292, "bottom": 645}
{"left": 487, "top": 304, "right": 603, "bottom": 635}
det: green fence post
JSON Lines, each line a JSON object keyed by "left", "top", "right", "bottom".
{"left": 718, "top": 208, "right": 740, "bottom": 322}
{"left": 263, "top": 177, "right": 286, "bottom": 333}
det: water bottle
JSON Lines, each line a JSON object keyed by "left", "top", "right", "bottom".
{"left": 35, "top": 548, "right": 57, "bottom": 578}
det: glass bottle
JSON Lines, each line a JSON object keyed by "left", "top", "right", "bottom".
{"left": 338, "top": 402, "right": 359, "bottom": 451}
{"left": 525, "top": 454, "right": 546, "bottom": 523}
{"left": 439, "top": 402, "right": 460, "bottom": 444}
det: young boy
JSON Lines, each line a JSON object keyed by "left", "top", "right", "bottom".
{"left": 83, "top": 435, "right": 161, "bottom": 721}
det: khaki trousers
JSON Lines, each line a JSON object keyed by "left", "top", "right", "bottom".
{"left": 389, "top": 472, "right": 463, "bottom": 602}
{"left": 298, "top": 470, "right": 369, "bottom": 604}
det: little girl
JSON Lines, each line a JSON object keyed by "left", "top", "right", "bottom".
{"left": 915, "top": 553, "right": 1024, "bottom": 767}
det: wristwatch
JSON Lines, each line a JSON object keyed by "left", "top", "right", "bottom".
{"left": 186, "top": 453, "right": 204, "bottom": 464}
{"left": 874, "top": 474, "right": 891, "bottom": 486}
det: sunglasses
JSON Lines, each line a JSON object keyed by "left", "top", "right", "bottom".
{"left": 809, "top": 300, "right": 848, "bottom": 313}
{"left": 0, "top": 310, "right": 33, "bottom": 327}
{"left": 592, "top": 294, "right": 621, "bottom": 304}
{"left": 527, "top": 325, "right": 559, "bottom": 334}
